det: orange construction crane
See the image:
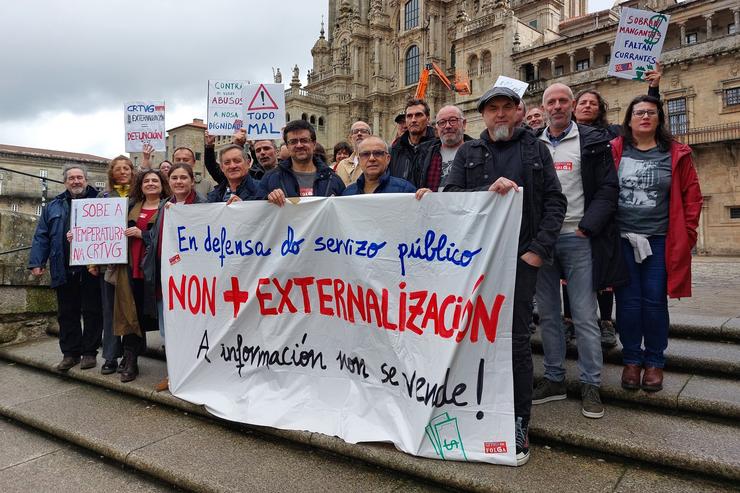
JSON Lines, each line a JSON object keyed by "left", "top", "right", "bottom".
{"left": 414, "top": 62, "right": 471, "bottom": 100}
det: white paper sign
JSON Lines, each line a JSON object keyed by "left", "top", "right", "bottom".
{"left": 242, "top": 83, "right": 285, "bottom": 139}
{"left": 69, "top": 198, "right": 128, "bottom": 265}
{"left": 124, "top": 101, "right": 166, "bottom": 152}
{"left": 608, "top": 7, "right": 670, "bottom": 81}
{"left": 493, "top": 76, "right": 529, "bottom": 98}
{"left": 207, "top": 80, "right": 246, "bottom": 136}
{"left": 161, "top": 192, "right": 522, "bottom": 465}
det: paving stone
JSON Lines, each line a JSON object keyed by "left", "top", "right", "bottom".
{"left": 615, "top": 466, "right": 739, "bottom": 492}
{"left": 530, "top": 399, "right": 740, "bottom": 481}
{"left": 669, "top": 313, "right": 727, "bottom": 338}
{"left": 128, "top": 420, "right": 446, "bottom": 493}
{"left": 532, "top": 354, "right": 686, "bottom": 411}
{"left": 1, "top": 384, "right": 195, "bottom": 463}
{"left": 0, "top": 447, "right": 172, "bottom": 493}
{"left": 721, "top": 317, "right": 740, "bottom": 341}
{"left": 665, "top": 338, "right": 740, "bottom": 376}
{"left": 0, "top": 359, "right": 79, "bottom": 408}
{"left": 0, "top": 417, "right": 61, "bottom": 470}
{"left": 679, "top": 375, "right": 740, "bottom": 420}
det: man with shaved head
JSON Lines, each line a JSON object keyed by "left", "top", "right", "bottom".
{"left": 342, "top": 136, "right": 415, "bottom": 195}
{"left": 531, "top": 82, "right": 622, "bottom": 422}
{"left": 335, "top": 120, "right": 372, "bottom": 186}
{"left": 416, "top": 105, "right": 472, "bottom": 191}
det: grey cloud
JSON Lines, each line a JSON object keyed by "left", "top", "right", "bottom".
{"left": 1, "top": 0, "right": 325, "bottom": 121}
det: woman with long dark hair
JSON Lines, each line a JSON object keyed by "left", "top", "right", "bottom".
{"left": 611, "top": 95, "right": 702, "bottom": 392}
{"left": 114, "top": 170, "right": 171, "bottom": 383}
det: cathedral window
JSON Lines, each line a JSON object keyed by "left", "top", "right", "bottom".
{"left": 404, "top": 0, "right": 419, "bottom": 30}
{"left": 405, "top": 45, "right": 420, "bottom": 85}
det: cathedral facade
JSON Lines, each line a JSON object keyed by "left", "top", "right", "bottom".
{"left": 286, "top": 0, "right": 740, "bottom": 254}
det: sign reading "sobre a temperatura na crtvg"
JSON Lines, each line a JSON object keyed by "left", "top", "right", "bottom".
{"left": 160, "top": 192, "right": 521, "bottom": 465}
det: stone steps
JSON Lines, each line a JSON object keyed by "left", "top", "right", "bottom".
{"left": 530, "top": 330, "right": 740, "bottom": 378}
{"left": 532, "top": 354, "right": 740, "bottom": 420}
{"left": 0, "top": 417, "right": 174, "bottom": 492}
{"left": 1, "top": 337, "right": 738, "bottom": 490}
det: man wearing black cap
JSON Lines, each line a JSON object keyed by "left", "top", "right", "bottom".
{"left": 391, "top": 113, "right": 407, "bottom": 146}
{"left": 445, "top": 86, "right": 566, "bottom": 466}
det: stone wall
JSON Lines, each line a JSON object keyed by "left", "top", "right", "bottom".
{"left": 0, "top": 210, "right": 57, "bottom": 345}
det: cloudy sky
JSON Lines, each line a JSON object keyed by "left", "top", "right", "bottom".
{"left": 1, "top": 0, "right": 614, "bottom": 158}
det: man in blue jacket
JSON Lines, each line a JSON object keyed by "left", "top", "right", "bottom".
{"left": 342, "top": 137, "right": 416, "bottom": 195}
{"left": 28, "top": 165, "right": 103, "bottom": 372}
{"left": 261, "top": 120, "right": 345, "bottom": 205}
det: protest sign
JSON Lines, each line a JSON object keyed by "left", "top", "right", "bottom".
{"left": 608, "top": 7, "right": 670, "bottom": 81}
{"left": 493, "top": 76, "right": 529, "bottom": 98}
{"left": 69, "top": 198, "right": 128, "bottom": 266}
{"left": 242, "top": 83, "right": 285, "bottom": 139}
{"left": 124, "top": 101, "right": 166, "bottom": 152}
{"left": 161, "top": 192, "right": 522, "bottom": 465}
{"left": 207, "top": 80, "right": 246, "bottom": 136}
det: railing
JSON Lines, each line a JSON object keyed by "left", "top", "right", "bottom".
{"left": 673, "top": 122, "right": 740, "bottom": 146}
{"left": 0, "top": 166, "right": 64, "bottom": 208}
{"left": 284, "top": 88, "right": 327, "bottom": 104}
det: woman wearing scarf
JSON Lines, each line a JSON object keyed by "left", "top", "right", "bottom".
{"left": 114, "top": 170, "right": 171, "bottom": 383}
{"left": 94, "top": 156, "right": 134, "bottom": 375}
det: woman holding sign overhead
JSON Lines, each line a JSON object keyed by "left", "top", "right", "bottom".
{"left": 113, "top": 169, "right": 171, "bottom": 383}
{"left": 141, "top": 163, "right": 206, "bottom": 392}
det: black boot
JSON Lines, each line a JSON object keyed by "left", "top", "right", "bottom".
{"left": 120, "top": 350, "right": 139, "bottom": 383}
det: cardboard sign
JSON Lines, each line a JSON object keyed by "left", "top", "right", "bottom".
{"left": 207, "top": 80, "right": 246, "bottom": 136}
{"left": 69, "top": 198, "right": 128, "bottom": 265}
{"left": 161, "top": 192, "right": 522, "bottom": 465}
{"left": 608, "top": 7, "right": 670, "bottom": 81}
{"left": 493, "top": 76, "right": 529, "bottom": 98}
{"left": 242, "top": 83, "right": 285, "bottom": 139}
{"left": 124, "top": 101, "right": 166, "bottom": 152}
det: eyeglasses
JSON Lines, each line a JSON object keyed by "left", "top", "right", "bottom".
{"left": 350, "top": 128, "right": 371, "bottom": 135}
{"left": 358, "top": 150, "right": 388, "bottom": 159}
{"left": 632, "top": 110, "right": 658, "bottom": 118}
{"left": 286, "top": 137, "right": 313, "bottom": 146}
{"left": 436, "top": 117, "right": 462, "bottom": 127}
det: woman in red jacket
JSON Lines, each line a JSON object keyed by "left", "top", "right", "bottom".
{"left": 611, "top": 95, "right": 702, "bottom": 392}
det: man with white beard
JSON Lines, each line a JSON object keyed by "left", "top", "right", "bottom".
{"left": 444, "top": 86, "right": 566, "bottom": 466}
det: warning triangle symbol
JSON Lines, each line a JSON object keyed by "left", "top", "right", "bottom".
{"left": 247, "top": 84, "right": 279, "bottom": 111}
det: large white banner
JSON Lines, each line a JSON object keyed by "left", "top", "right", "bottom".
{"left": 161, "top": 192, "right": 522, "bottom": 465}
{"left": 608, "top": 7, "right": 670, "bottom": 81}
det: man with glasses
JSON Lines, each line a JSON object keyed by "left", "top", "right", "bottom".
{"left": 416, "top": 105, "right": 472, "bottom": 192}
{"left": 532, "top": 83, "right": 622, "bottom": 421}
{"left": 389, "top": 98, "right": 436, "bottom": 186}
{"left": 342, "top": 137, "right": 416, "bottom": 195}
{"left": 335, "top": 121, "right": 372, "bottom": 186}
{"left": 260, "top": 120, "right": 345, "bottom": 205}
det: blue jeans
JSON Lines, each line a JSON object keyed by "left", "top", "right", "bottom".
{"left": 535, "top": 233, "right": 602, "bottom": 386}
{"left": 615, "top": 236, "right": 668, "bottom": 368}
{"left": 157, "top": 300, "right": 165, "bottom": 341}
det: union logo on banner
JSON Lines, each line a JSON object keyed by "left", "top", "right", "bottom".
{"left": 614, "top": 62, "right": 633, "bottom": 72}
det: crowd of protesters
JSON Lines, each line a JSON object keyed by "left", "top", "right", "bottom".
{"left": 28, "top": 64, "right": 702, "bottom": 466}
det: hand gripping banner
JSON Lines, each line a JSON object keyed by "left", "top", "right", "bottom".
{"left": 161, "top": 192, "right": 522, "bottom": 465}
